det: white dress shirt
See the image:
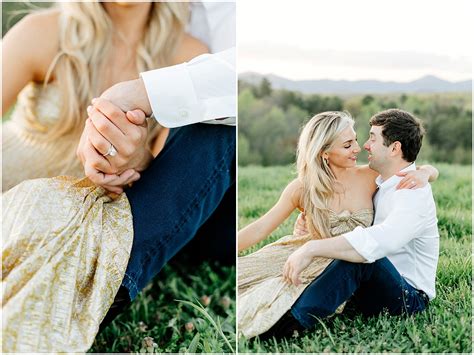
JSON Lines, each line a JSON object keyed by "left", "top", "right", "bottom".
{"left": 140, "top": 1, "right": 236, "bottom": 128}
{"left": 344, "top": 163, "right": 439, "bottom": 299}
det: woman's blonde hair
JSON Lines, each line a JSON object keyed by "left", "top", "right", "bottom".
{"left": 28, "top": 1, "right": 189, "bottom": 171}
{"left": 296, "top": 111, "right": 354, "bottom": 239}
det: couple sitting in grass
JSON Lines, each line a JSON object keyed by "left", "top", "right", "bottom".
{"left": 238, "top": 109, "right": 439, "bottom": 340}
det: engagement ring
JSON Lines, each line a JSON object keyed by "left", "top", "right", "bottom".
{"left": 103, "top": 143, "right": 117, "bottom": 157}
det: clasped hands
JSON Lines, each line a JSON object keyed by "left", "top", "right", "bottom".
{"left": 76, "top": 79, "right": 153, "bottom": 194}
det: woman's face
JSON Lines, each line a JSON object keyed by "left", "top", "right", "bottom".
{"left": 325, "top": 125, "right": 361, "bottom": 168}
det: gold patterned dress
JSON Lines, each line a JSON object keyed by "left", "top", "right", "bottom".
{"left": 1, "top": 83, "right": 153, "bottom": 352}
{"left": 2, "top": 176, "right": 133, "bottom": 352}
{"left": 238, "top": 208, "right": 373, "bottom": 339}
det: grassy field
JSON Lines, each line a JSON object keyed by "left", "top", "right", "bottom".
{"left": 90, "top": 262, "right": 235, "bottom": 353}
{"left": 238, "top": 163, "right": 472, "bottom": 353}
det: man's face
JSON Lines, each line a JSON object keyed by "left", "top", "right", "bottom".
{"left": 363, "top": 125, "right": 391, "bottom": 172}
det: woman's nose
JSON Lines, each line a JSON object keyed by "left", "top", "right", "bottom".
{"left": 354, "top": 141, "right": 361, "bottom": 153}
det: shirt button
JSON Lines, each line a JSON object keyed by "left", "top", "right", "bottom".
{"left": 179, "top": 109, "right": 188, "bottom": 118}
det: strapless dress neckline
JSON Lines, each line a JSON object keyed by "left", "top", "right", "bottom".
{"left": 329, "top": 208, "right": 374, "bottom": 216}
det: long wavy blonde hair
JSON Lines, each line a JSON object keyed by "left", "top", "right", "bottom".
{"left": 296, "top": 111, "right": 355, "bottom": 239}
{"left": 26, "top": 1, "right": 189, "bottom": 171}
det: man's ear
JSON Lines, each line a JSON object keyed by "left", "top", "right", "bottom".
{"left": 391, "top": 141, "right": 402, "bottom": 156}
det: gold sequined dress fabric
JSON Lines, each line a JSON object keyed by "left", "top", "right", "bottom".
{"left": 2, "top": 83, "right": 84, "bottom": 192}
{"left": 2, "top": 176, "right": 134, "bottom": 352}
{"left": 238, "top": 208, "right": 373, "bottom": 338}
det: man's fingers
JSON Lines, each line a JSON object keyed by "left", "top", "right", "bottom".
{"left": 84, "top": 160, "right": 118, "bottom": 186}
{"left": 126, "top": 110, "right": 147, "bottom": 126}
{"left": 104, "top": 169, "right": 140, "bottom": 187}
{"left": 100, "top": 171, "right": 140, "bottom": 194}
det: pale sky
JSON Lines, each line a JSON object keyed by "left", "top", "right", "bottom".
{"left": 238, "top": 0, "right": 473, "bottom": 82}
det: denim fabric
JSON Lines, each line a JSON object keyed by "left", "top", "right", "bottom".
{"left": 291, "top": 258, "right": 429, "bottom": 328}
{"left": 121, "top": 124, "right": 236, "bottom": 300}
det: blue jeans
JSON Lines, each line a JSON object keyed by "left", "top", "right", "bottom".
{"left": 121, "top": 124, "right": 235, "bottom": 300}
{"left": 291, "top": 258, "right": 430, "bottom": 328}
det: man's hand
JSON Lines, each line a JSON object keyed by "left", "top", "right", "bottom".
{"left": 86, "top": 98, "right": 153, "bottom": 174}
{"left": 100, "top": 78, "right": 152, "bottom": 116}
{"left": 282, "top": 241, "right": 316, "bottom": 286}
{"left": 293, "top": 212, "right": 308, "bottom": 237}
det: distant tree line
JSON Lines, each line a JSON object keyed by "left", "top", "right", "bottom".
{"left": 238, "top": 79, "right": 472, "bottom": 166}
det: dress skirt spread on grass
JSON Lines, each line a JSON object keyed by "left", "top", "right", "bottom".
{"left": 2, "top": 176, "right": 133, "bottom": 352}
{"left": 238, "top": 208, "right": 373, "bottom": 339}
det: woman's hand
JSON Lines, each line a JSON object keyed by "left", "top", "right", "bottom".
{"left": 282, "top": 241, "right": 315, "bottom": 286}
{"left": 395, "top": 169, "right": 429, "bottom": 190}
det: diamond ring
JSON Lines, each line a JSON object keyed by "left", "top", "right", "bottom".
{"left": 411, "top": 180, "right": 416, "bottom": 185}
{"left": 103, "top": 143, "right": 117, "bottom": 157}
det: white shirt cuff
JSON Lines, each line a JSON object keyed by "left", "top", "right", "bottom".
{"left": 140, "top": 64, "right": 205, "bottom": 128}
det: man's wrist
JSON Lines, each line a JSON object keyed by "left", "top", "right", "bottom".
{"left": 136, "top": 77, "right": 153, "bottom": 117}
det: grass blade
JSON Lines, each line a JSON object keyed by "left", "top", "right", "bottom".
{"left": 177, "top": 299, "right": 235, "bottom": 353}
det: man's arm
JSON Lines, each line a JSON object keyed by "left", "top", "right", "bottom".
{"left": 142, "top": 47, "right": 236, "bottom": 127}
{"left": 100, "top": 48, "right": 236, "bottom": 128}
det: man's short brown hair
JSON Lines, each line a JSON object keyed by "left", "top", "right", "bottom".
{"left": 369, "top": 109, "right": 425, "bottom": 162}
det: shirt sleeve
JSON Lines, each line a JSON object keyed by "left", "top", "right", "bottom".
{"left": 344, "top": 189, "right": 430, "bottom": 262}
{"left": 140, "top": 47, "right": 236, "bottom": 128}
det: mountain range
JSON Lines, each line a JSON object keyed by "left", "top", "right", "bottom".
{"left": 239, "top": 72, "right": 472, "bottom": 94}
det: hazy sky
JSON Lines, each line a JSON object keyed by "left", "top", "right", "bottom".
{"left": 238, "top": 0, "right": 473, "bottom": 82}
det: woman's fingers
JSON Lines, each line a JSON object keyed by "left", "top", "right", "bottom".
{"left": 85, "top": 118, "right": 114, "bottom": 158}
{"left": 293, "top": 212, "right": 308, "bottom": 236}
{"left": 83, "top": 137, "right": 116, "bottom": 175}
{"left": 93, "top": 97, "right": 140, "bottom": 135}
{"left": 396, "top": 176, "right": 420, "bottom": 190}
{"left": 88, "top": 106, "right": 126, "bottom": 152}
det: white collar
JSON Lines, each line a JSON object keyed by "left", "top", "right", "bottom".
{"left": 375, "top": 162, "right": 417, "bottom": 190}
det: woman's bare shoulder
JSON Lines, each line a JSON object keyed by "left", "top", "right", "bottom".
{"left": 4, "top": 9, "right": 60, "bottom": 80}
{"left": 355, "top": 164, "right": 378, "bottom": 179}
{"left": 172, "top": 33, "right": 209, "bottom": 64}
{"left": 353, "top": 164, "right": 378, "bottom": 190}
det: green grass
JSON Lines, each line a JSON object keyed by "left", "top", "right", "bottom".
{"left": 90, "top": 262, "right": 235, "bottom": 353}
{"left": 238, "top": 163, "right": 472, "bottom": 353}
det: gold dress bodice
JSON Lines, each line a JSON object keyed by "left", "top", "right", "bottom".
{"left": 2, "top": 83, "right": 84, "bottom": 192}
{"left": 238, "top": 208, "right": 374, "bottom": 339}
